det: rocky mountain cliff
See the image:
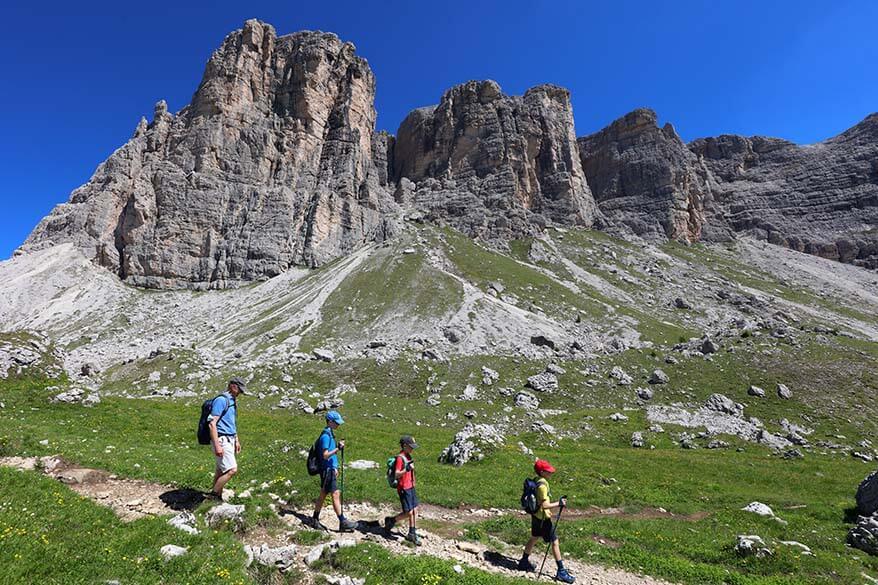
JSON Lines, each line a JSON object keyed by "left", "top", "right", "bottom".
{"left": 19, "top": 19, "right": 878, "bottom": 288}
{"left": 22, "top": 20, "right": 398, "bottom": 289}
{"left": 393, "top": 80, "right": 600, "bottom": 239}
{"left": 580, "top": 109, "right": 878, "bottom": 268}
{"left": 691, "top": 113, "right": 878, "bottom": 268}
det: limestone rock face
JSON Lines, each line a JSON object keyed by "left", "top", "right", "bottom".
{"left": 393, "top": 80, "right": 600, "bottom": 239}
{"left": 578, "top": 109, "right": 720, "bottom": 243}
{"left": 22, "top": 20, "right": 397, "bottom": 289}
{"left": 690, "top": 114, "right": 878, "bottom": 268}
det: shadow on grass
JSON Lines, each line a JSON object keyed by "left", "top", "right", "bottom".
{"left": 483, "top": 550, "right": 522, "bottom": 571}
{"left": 844, "top": 506, "right": 862, "bottom": 523}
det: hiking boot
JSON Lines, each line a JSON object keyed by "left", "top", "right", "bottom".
{"left": 384, "top": 515, "right": 396, "bottom": 531}
{"left": 338, "top": 517, "right": 358, "bottom": 532}
{"left": 405, "top": 530, "right": 421, "bottom": 546}
{"left": 517, "top": 557, "right": 536, "bottom": 572}
{"left": 306, "top": 517, "right": 328, "bottom": 531}
{"left": 555, "top": 567, "right": 575, "bottom": 583}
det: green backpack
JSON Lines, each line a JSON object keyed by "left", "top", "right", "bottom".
{"left": 386, "top": 456, "right": 399, "bottom": 488}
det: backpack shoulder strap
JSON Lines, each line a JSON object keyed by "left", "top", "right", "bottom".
{"left": 216, "top": 394, "right": 232, "bottom": 423}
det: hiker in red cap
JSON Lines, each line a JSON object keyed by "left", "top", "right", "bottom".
{"left": 519, "top": 459, "right": 575, "bottom": 583}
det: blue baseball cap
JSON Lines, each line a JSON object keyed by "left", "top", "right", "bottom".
{"left": 325, "top": 410, "right": 344, "bottom": 425}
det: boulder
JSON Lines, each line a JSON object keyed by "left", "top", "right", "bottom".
{"left": 160, "top": 544, "right": 188, "bottom": 560}
{"left": 525, "top": 372, "right": 558, "bottom": 393}
{"left": 609, "top": 366, "right": 633, "bottom": 385}
{"left": 438, "top": 424, "right": 505, "bottom": 466}
{"left": 700, "top": 337, "right": 719, "bottom": 354}
{"left": 635, "top": 387, "right": 654, "bottom": 401}
{"left": 630, "top": 432, "right": 645, "bottom": 448}
{"left": 530, "top": 335, "right": 556, "bottom": 350}
{"left": 741, "top": 502, "right": 774, "bottom": 517}
{"left": 168, "top": 511, "right": 199, "bottom": 535}
{"left": 848, "top": 513, "right": 878, "bottom": 556}
{"left": 312, "top": 348, "right": 335, "bottom": 363}
{"left": 246, "top": 543, "right": 297, "bottom": 572}
{"left": 776, "top": 383, "right": 792, "bottom": 400}
{"left": 648, "top": 369, "right": 669, "bottom": 384}
{"left": 514, "top": 391, "right": 540, "bottom": 410}
{"left": 857, "top": 470, "right": 878, "bottom": 516}
{"left": 480, "top": 366, "right": 499, "bottom": 385}
{"left": 205, "top": 503, "right": 245, "bottom": 530}
{"left": 735, "top": 535, "right": 772, "bottom": 558}
{"left": 704, "top": 393, "right": 743, "bottom": 417}
{"left": 747, "top": 385, "right": 766, "bottom": 398}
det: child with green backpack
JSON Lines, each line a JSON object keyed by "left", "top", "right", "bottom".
{"left": 384, "top": 435, "right": 420, "bottom": 545}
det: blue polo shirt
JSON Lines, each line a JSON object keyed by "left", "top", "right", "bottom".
{"left": 210, "top": 392, "right": 237, "bottom": 436}
{"left": 317, "top": 427, "right": 338, "bottom": 470}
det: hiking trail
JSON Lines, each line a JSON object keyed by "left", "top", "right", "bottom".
{"left": 0, "top": 456, "right": 676, "bottom": 584}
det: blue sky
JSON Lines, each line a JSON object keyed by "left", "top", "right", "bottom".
{"left": 2, "top": 0, "right": 876, "bottom": 260}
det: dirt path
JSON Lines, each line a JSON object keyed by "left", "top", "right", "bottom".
{"left": 0, "top": 456, "right": 676, "bottom": 584}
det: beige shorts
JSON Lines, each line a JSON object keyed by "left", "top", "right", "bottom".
{"left": 215, "top": 435, "right": 237, "bottom": 473}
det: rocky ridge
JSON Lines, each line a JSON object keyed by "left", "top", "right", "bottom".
{"left": 17, "top": 19, "right": 878, "bottom": 289}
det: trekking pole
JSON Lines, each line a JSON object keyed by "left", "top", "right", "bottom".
{"left": 537, "top": 497, "right": 566, "bottom": 580}
{"left": 339, "top": 441, "right": 346, "bottom": 517}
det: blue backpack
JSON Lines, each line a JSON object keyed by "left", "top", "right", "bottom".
{"left": 197, "top": 395, "right": 231, "bottom": 445}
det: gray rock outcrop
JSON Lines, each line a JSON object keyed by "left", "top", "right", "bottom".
{"left": 578, "top": 108, "right": 715, "bottom": 242}
{"left": 22, "top": 20, "right": 398, "bottom": 289}
{"left": 848, "top": 513, "right": 878, "bottom": 556}
{"left": 438, "top": 423, "right": 505, "bottom": 466}
{"left": 393, "top": 80, "right": 600, "bottom": 240}
{"left": 691, "top": 114, "right": 878, "bottom": 269}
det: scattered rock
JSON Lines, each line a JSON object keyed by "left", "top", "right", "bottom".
{"left": 246, "top": 543, "right": 297, "bottom": 572}
{"left": 545, "top": 363, "right": 566, "bottom": 376}
{"left": 630, "top": 432, "right": 645, "bottom": 448}
{"left": 741, "top": 502, "right": 774, "bottom": 517}
{"left": 525, "top": 372, "right": 558, "bottom": 393}
{"left": 776, "top": 383, "right": 792, "bottom": 399}
{"left": 514, "top": 391, "right": 540, "bottom": 410}
{"left": 735, "top": 535, "right": 772, "bottom": 558}
{"left": 700, "top": 337, "right": 719, "bottom": 354}
{"left": 442, "top": 326, "right": 465, "bottom": 344}
{"left": 312, "top": 348, "right": 335, "bottom": 363}
{"left": 674, "top": 297, "right": 692, "bottom": 310}
{"left": 778, "top": 540, "right": 813, "bottom": 555}
{"left": 703, "top": 393, "right": 744, "bottom": 417}
{"left": 635, "top": 387, "right": 654, "bottom": 401}
{"left": 304, "top": 544, "right": 327, "bottom": 567}
{"left": 458, "top": 384, "right": 478, "bottom": 401}
{"left": 438, "top": 424, "right": 505, "bottom": 466}
{"left": 609, "top": 366, "right": 633, "bottom": 385}
{"left": 160, "top": 544, "right": 188, "bottom": 560}
{"left": 707, "top": 439, "right": 730, "bottom": 449}
{"left": 648, "top": 369, "right": 669, "bottom": 384}
{"left": 51, "top": 388, "right": 85, "bottom": 404}
{"left": 348, "top": 460, "right": 379, "bottom": 470}
{"left": 748, "top": 385, "right": 766, "bottom": 398}
{"left": 422, "top": 348, "right": 444, "bottom": 361}
{"left": 609, "top": 413, "right": 629, "bottom": 422}
{"left": 782, "top": 449, "right": 804, "bottom": 460}
{"left": 168, "top": 511, "right": 199, "bottom": 535}
{"left": 480, "top": 366, "right": 499, "bottom": 385}
{"left": 82, "top": 393, "right": 101, "bottom": 407}
{"left": 848, "top": 513, "right": 878, "bottom": 556}
{"left": 205, "top": 503, "right": 245, "bottom": 530}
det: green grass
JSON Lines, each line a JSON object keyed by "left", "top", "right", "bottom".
{"left": 299, "top": 242, "right": 462, "bottom": 351}
{"left": 0, "top": 467, "right": 251, "bottom": 585}
{"left": 2, "top": 339, "right": 878, "bottom": 585}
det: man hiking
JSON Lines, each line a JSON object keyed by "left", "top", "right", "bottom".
{"left": 208, "top": 377, "right": 247, "bottom": 499}
{"left": 519, "top": 459, "right": 575, "bottom": 583}
{"left": 308, "top": 410, "right": 357, "bottom": 531}
{"left": 384, "top": 435, "right": 420, "bottom": 545}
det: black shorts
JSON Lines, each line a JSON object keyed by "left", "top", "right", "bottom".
{"left": 398, "top": 487, "right": 419, "bottom": 513}
{"left": 320, "top": 468, "right": 338, "bottom": 493}
{"left": 531, "top": 515, "right": 557, "bottom": 543}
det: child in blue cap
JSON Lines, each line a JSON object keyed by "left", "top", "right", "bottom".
{"left": 309, "top": 410, "right": 357, "bottom": 531}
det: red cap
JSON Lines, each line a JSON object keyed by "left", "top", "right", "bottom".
{"left": 534, "top": 459, "right": 556, "bottom": 474}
